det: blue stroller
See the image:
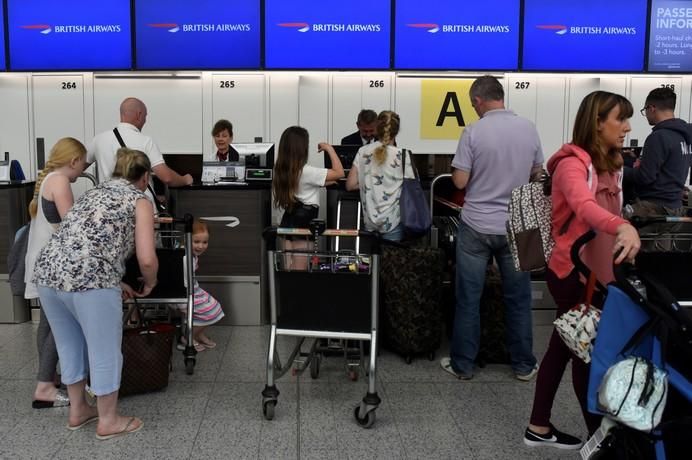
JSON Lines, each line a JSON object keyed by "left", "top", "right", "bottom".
{"left": 583, "top": 223, "right": 692, "bottom": 459}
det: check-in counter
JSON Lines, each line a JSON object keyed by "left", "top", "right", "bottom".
{"left": 168, "top": 183, "right": 271, "bottom": 325}
{"left": 0, "top": 181, "right": 34, "bottom": 323}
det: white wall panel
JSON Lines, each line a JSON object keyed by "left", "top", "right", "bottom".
{"left": 212, "top": 74, "right": 266, "bottom": 144}
{"left": 268, "top": 73, "right": 299, "bottom": 145}
{"left": 0, "top": 75, "right": 31, "bottom": 178}
{"left": 331, "top": 75, "right": 362, "bottom": 144}
{"left": 298, "top": 74, "right": 329, "bottom": 163}
{"left": 93, "top": 75, "right": 203, "bottom": 154}
{"left": 536, "top": 77, "right": 567, "bottom": 159}
{"left": 566, "top": 78, "right": 600, "bottom": 144}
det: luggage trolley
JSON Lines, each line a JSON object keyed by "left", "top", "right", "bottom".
{"left": 123, "top": 214, "right": 198, "bottom": 375}
{"left": 261, "top": 221, "right": 382, "bottom": 428}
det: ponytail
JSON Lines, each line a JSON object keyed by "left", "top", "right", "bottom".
{"left": 373, "top": 111, "right": 400, "bottom": 165}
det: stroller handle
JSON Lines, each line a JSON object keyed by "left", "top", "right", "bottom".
{"left": 570, "top": 230, "right": 608, "bottom": 293}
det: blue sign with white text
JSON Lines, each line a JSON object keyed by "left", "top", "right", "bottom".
{"left": 136, "top": 0, "right": 260, "bottom": 69}
{"left": 522, "top": 0, "right": 647, "bottom": 71}
{"left": 7, "top": 0, "right": 131, "bottom": 71}
{"left": 649, "top": 0, "right": 692, "bottom": 72}
{"left": 395, "top": 0, "right": 520, "bottom": 70}
{"left": 265, "top": 0, "right": 391, "bottom": 69}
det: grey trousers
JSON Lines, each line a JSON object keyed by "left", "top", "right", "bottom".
{"left": 36, "top": 310, "right": 59, "bottom": 383}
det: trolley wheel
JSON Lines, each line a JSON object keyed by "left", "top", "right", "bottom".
{"left": 309, "top": 355, "right": 320, "bottom": 379}
{"left": 428, "top": 351, "right": 435, "bottom": 361}
{"left": 263, "top": 400, "right": 276, "bottom": 420}
{"left": 404, "top": 355, "right": 413, "bottom": 365}
{"left": 348, "top": 369, "right": 359, "bottom": 381}
{"left": 353, "top": 406, "right": 376, "bottom": 429}
{"left": 185, "top": 359, "right": 195, "bottom": 375}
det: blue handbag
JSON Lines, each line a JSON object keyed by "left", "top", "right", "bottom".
{"left": 400, "top": 149, "right": 431, "bottom": 236}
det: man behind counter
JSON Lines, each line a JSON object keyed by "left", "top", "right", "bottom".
{"left": 341, "top": 109, "right": 378, "bottom": 145}
{"left": 211, "top": 119, "right": 239, "bottom": 162}
{"left": 87, "top": 97, "right": 193, "bottom": 187}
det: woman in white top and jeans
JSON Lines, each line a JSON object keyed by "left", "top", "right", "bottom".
{"left": 272, "top": 126, "right": 344, "bottom": 269}
{"left": 346, "top": 110, "right": 414, "bottom": 242}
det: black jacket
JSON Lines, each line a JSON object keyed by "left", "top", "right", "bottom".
{"left": 624, "top": 118, "right": 692, "bottom": 208}
{"left": 341, "top": 131, "right": 366, "bottom": 146}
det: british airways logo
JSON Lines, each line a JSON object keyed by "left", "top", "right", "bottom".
{"left": 536, "top": 24, "right": 637, "bottom": 35}
{"left": 406, "top": 23, "right": 511, "bottom": 33}
{"left": 278, "top": 22, "right": 310, "bottom": 32}
{"left": 536, "top": 24, "right": 567, "bottom": 35}
{"left": 21, "top": 24, "right": 122, "bottom": 34}
{"left": 148, "top": 22, "right": 251, "bottom": 33}
{"left": 278, "top": 22, "right": 381, "bottom": 32}
{"left": 406, "top": 23, "right": 440, "bottom": 33}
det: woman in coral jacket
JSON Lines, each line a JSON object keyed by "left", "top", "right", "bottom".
{"left": 523, "top": 91, "right": 641, "bottom": 451}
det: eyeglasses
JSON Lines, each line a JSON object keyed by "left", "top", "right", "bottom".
{"left": 640, "top": 105, "right": 652, "bottom": 116}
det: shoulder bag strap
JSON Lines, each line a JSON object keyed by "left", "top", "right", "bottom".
{"left": 113, "top": 127, "right": 126, "bottom": 148}
{"left": 401, "top": 148, "right": 419, "bottom": 180}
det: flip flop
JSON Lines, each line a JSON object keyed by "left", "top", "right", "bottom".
{"left": 96, "top": 417, "right": 144, "bottom": 441}
{"left": 198, "top": 339, "right": 216, "bottom": 349}
{"left": 66, "top": 415, "right": 99, "bottom": 431}
{"left": 32, "top": 389, "right": 70, "bottom": 409}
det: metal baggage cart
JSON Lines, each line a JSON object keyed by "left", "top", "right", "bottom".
{"left": 123, "top": 214, "right": 199, "bottom": 375}
{"left": 261, "top": 222, "right": 382, "bottom": 428}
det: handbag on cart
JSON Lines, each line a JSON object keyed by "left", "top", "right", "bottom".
{"left": 120, "top": 302, "right": 175, "bottom": 396}
{"left": 399, "top": 149, "right": 431, "bottom": 237}
{"left": 553, "top": 271, "right": 602, "bottom": 363}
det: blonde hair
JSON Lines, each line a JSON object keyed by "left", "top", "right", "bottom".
{"left": 373, "top": 111, "right": 400, "bottom": 165}
{"left": 28, "top": 137, "right": 86, "bottom": 218}
{"left": 192, "top": 219, "right": 209, "bottom": 236}
{"left": 112, "top": 148, "right": 151, "bottom": 182}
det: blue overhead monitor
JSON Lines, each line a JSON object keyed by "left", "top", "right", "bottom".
{"left": 135, "top": 0, "right": 260, "bottom": 69}
{"left": 395, "top": 0, "right": 520, "bottom": 70}
{"left": 648, "top": 0, "right": 692, "bottom": 72}
{"left": 265, "top": 0, "right": 391, "bottom": 69}
{"left": 522, "top": 0, "right": 647, "bottom": 71}
{"left": 0, "top": 8, "right": 5, "bottom": 70}
{"left": 7, "top": 0, "right": 131, "bottom": 71}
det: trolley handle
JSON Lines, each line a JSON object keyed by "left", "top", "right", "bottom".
{"left": 262, "top": 225, "right": 381, "bottom": 253}
{"left": 154, "top": 213, "right": 194, "bottom": 233}
{"left": 629, "top": 215, "right": 692, "bottom": 228}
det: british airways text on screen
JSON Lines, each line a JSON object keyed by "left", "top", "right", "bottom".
{"left": 136, "top": 0, "right": 260, "bottom": 69}
{"left": 265, "top": 0, "right": 390, "bottom": 69}
{"left": 522, "top": 0, "right": 647, "bottom": 72}
{"left": 395, "top": 0, "right": 520, "bottom": 70}
{"left": 649, "top": 0, "right": 692, "bottom": 72}
{"left": 7, "top": 0, "right": 131, "bottom": 71}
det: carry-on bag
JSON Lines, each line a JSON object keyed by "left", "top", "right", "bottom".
{"left": 478, "top": 264, "right": 510, "bottom": 365}
{"left": 120, "top": 304, "right": 175, "bottom": 396}
{"left": 380, "top": 242, "right": 443, "bottom": 363}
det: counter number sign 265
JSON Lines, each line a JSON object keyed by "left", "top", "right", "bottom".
{"left": 219, "top": 80, "right": 236, "bottom": 89}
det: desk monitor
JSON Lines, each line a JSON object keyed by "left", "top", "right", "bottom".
{"left": 162, "top": 153, "right": 203, "bottom": 184}
{"left": 231, "top": 143, "right": 275, "bottom": 168}
{"left": 324, "top": 145, "right": 361, "bottom": 172}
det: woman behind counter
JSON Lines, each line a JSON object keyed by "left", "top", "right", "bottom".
{"left": 211, "top": 119, "right": 239, "bottom": 162}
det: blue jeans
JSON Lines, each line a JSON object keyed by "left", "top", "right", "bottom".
{"left": 450, "top": 221, "right": 536, "bottom": 376}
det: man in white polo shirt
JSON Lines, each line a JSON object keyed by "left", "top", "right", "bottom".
{"left": 87, "top": 97, "right": 193, "bottom": 188}
{"left": 441, "top": 75, "right": 543, "bottom": 382}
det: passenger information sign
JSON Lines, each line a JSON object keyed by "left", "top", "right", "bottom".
{"left": 648, "top": 0, "right": 692, "bottom": 72}
{"left": 394, "top": 0, "right": 520, "bottom": 70}
{"left": 136, "top": 0, "right": 260, "bottom": 69}
{"left": 522, "top": 0, "right": 647, "bottom": 71}
{"left": 7, "top": 0, "right": 131, "bottom": 70}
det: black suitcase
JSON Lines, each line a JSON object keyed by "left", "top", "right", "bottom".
{"left": 477, "top": 264, "right": 510, "bottom": 365}
{"left": 380, "top": 244, "right": 444, "bottom": 363}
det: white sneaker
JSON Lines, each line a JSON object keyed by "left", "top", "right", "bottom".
{"left": 516, "top": 364, "right": 539, "bottom": 382}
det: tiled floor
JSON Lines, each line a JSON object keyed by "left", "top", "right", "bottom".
{"left": 0, "top": 322, "right": 586, "bottom": 459}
